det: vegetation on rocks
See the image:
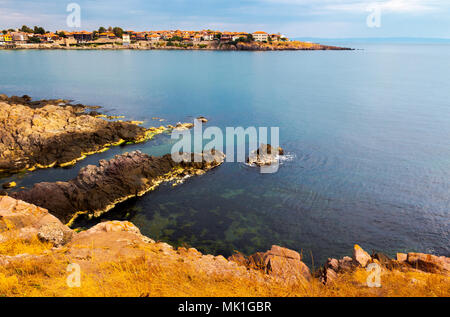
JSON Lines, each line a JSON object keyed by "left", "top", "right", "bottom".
{"left": 0, "top": 196, "right": 448, "bottom": 297}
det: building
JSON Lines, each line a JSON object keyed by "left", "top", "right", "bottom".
{"left": 202, "top": 33, "right": 214, "bottom": 41}
{"left": 193, "top": 34, "right": 203, "bottom": 42}
{"left": 270, "top": 33, "right": 281, "bottom": 41}
{"left": 252, "top": 31, "right": 268, "bottom": 42}
{"left": 148, "top": 34, "right": 160, "bottom": 42}
{"left": 11, "top": 32, "right": 29, "bottom": 44}
{"left": 122, "top": 34, "right": 131, "bottom": 45}
{"left": 220, "top": 32, "right": 232, "bottom": 41}
{"left": 72, "top": 31, "right": 93, "bottom": 43}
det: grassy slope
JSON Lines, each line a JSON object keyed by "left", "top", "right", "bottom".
{"left": 1, "top": 237, "right": 448, "bottom": 297}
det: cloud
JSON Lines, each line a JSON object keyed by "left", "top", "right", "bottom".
{"left": 324, "top": 0, "right": 440, "bottom": 13}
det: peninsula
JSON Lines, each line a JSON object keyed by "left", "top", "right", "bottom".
{"left": 0, "top": 26, "right": 352, "bottom": 51}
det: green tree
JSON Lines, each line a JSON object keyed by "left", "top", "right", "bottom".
{"left": 20, "top": 25, "right": 34, "bottom": 33}
{"left": 28, "top": 36, "right": 41, "bottom": 43}
{"left": 112, "top": 27, "right": 123, "bottom": 38}
{"left": 33, "top": 26, "right": 46, "bottom": 34}
{"left": 98, "top": 27, "right": 106, "bottom": 33}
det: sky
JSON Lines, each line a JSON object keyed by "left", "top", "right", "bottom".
{"left": 0, "top": 0, "right": 449, "bottom": 38}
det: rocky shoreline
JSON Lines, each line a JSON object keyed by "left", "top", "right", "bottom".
{"left": 0, "top": 94, "right": 192, "bottom": 175}
{"left": 11, "top": 150, "right": 225, "bottom": 225}
{"left": 1, "top": 42, "right": 353, "bottom": 51}
{"left": 0, "top": 196, "right": 448, "bottom": 297}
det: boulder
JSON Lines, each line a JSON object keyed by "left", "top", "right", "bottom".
{"left": 196, "top": 116, "right": 208, "bottom": 123}
{"left": 247, "top": 144, "right": 284, "bottom": 167}
{"left": 2, "top": 182, "right": 17, "bottom": 189}
{"left": 247, "top": 245, "right": 311, "bottom": 281}
{"left": 397, "top": 253, "right": 407, "bottom": 262}
{"left": 0, "top": 196, "right": 73, "bottom": 246}
{"left": 353, "top": 244, "right": 372, "bottom": 267}
{"left": 407, "top": 253, "right": 450, "bottom": 275}
{"left": 37, "top": 222, "right": 73, "bottom": 247}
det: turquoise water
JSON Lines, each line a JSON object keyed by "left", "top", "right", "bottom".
{"left": 1, "top": 44, "right": 449, "bottom": 264}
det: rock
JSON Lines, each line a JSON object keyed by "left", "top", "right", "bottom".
{"left": 325, "top": 268, "right": 338, "bottom": 284}
{"left": 37, "top": 222, "right": 73, "bottom": 247}
{"left": 407, "top": 253, "right": 450, "bottom": 275}
{"left": 228, "top": 253, "right": 248, "bottom": 266}
{"left": 247, "top": 245, "right": 311, "bottom": 282}
{"left": 372, "top": 252, "right": 394, "bottom": 269}
{"left": 12, "top": 150, "right": 225, "bottom": 223}
{"left": 247, "top": 144, "right": 284, "bottom": 167}
{"left": 397, "top": 253, "right": 407, "bottom": 262}
{"left": 353, "top": 244, "right": 372, "bottom": 267}
{"left": 0, "top": 196, "right": 73, "bottom": 245}
{"left": 326, "top": 258, "right": 339, "bottom": 272}
{"left": 196, "top": 116, "right": 208, "bottom": 123}
{"left": 2, "top": 181, "right": 17, "bottom": 189}
{"left": 0, "top": 94, "right": 176, "bottom": 174}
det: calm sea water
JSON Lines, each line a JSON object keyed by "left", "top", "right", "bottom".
{"left": 1, "top": 44, "right": 449, "bottom": 265}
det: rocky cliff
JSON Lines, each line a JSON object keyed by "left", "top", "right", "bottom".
{"left": 11, "top": 150, "right": 226, "bottom": 224}
{"left": 0, "top": 94, "right": 189, "bottom": 174}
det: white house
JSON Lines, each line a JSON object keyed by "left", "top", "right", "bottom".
{"left": 252, "top": 31, "right": 268, "bottom": 42}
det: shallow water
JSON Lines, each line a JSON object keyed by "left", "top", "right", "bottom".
{"left": 1, "top": 44, "right": 449, "bottom": 264}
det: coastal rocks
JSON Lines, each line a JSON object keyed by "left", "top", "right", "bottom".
{"left": 2, "top": 182, "right": 16, "bottom": 189}
{"left": 406, "top": 253, "right": 450, "bottom": 275}
{"left": 37, "top": 222, "right": 73, "bottom": 247}
{"left": 353, "top": 244, "right": 372, "bottom": 267}
{"left": 247, "top": 144, "right": 284, "bottom": 167}
{"left": 0, "top": 196, "right": 73, "bottom": 246}
{"left": 397, "top": 253, "right": 408, "bottom": 263}
{"left": 0, "top": 94, "right": 175, "bottom": 174}
{"left": 196, "top": 116, "right": 208, "bottom": 123}
{"left": 232, "top": 245, "right": 312, "bottom": 282}
{"left": 12, "top": 150, "right": 225, "bottom": 224}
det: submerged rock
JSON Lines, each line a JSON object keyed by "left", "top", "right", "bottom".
{"left": 246, "top": 144, "right": 284, "bottom": 167}
{"left": 2, "top": 181, "right": 16, "bottom": 189}
{"left": 12, "top": 150, "right": 225, "bottom": 224}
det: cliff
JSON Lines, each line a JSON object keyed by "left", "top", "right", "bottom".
{"left": 0, "top": 94, "right": 192, "bottom": 175}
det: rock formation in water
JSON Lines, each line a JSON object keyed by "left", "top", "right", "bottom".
{"left": 11, "top": 150, "right": 225, "bottom": 224}
{"left": 247, "top": 144, "right": 284, "bottom": 167}
{"left": 0, "top": 94, "right": 189, "bottom": 174}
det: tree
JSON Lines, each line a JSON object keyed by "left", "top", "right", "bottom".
{"left": 112, "top": 27, "right": 123, "bottom": 38}
{"left": 56, "top": 31, "right": 67, "bottom": 38}
{"left": 98, "top": 27, "right": 106, "bottom": 33}
{"left": 33, "top": 26, "right": 46, "bottom": 34}
{"left": 20, "top": 25, "right": 33, "bottom": 33}
{"left": 28, "top": 36, "right": 41, "bottom": 43}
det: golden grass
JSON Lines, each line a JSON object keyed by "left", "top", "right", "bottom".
{"left": 0, "top": 236, "right": 53, "bottom": 257}
{"left": 0, "top": 238, "right": 448, "bottom": 297}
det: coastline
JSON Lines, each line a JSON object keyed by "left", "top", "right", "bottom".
{"left": 0, "top": 195, "right": 448, "bottom": 297}
{"left": 0, "top": 42, "right": 353, "bottom": 51}
{"left": 0, "top": 93, "right": 448, "bottom": 297}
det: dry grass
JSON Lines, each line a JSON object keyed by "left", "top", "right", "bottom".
{"left": 0, "top": 236, "right": 53, "bottom": 257}
{"left": 0, "top": 238, "right": 449, "bottom": 297}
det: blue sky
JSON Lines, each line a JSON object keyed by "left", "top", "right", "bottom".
{"left": 1, "top": 0, "right": 449, "bottom": 38}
